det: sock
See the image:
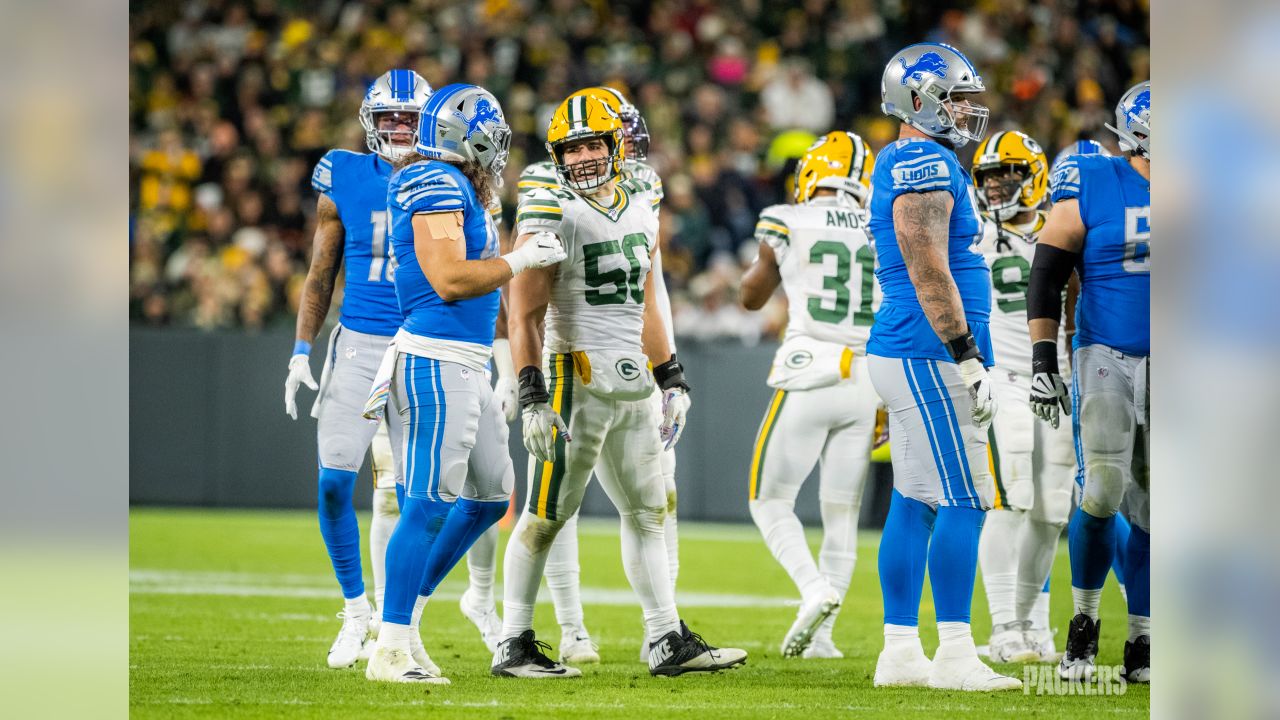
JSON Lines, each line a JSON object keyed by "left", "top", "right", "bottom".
{"left": 1067, "top": 506, "right": 1115, "bottom": 615}
{"left": 978, "top": 508, "right": 1022, "bottom": 627}
{"left": 370, "top": 486, "right": 400, "bottom": 615}
{"left": 751, "top": 497, "right": 832, "bottom": 602}
{"left": 395, "top": 482, "right": 405, "bottom": 511}
{"left": 465, "top": 524, "right": 500, "bottom": 606}
{"left": 1128, "top": 614, "right": 1150, "bottom": 642}
{"left": 419, "top": 498, "right": 508, "bottom": 597}
{"left": 317, "top": 468, "right": 364, "bottom": 599}
{"left": 1032, "top": 590, "right": 1051, "bottom": 632}
{"left": 501, "top": 512, "right": 561, "bottom": 639}
{"left": 381, "top": 496, "right": 451, "bottom": 625}
{"left": 817, "top": 499, "right": 858, "bottom": 640}
{"left": 878, "top": 491, "right": 936, "bottom": 626}
{"left": 929, "top": 505, "right": 986, "bottom": 624}
{"left": 1015, "top": 517, "right": 1063, "bottom": 625}
{"left": 410, "top": 596, "right": 428, "bottom": 630}
{"left": 378, "top": 621, "right": 413, "bottom": 653}
{"left": 1124, "top": 524, "right": 1150, "bottom": 619}
{"left": 545, "top": 512, "right": 586, "bottom": 631}
{"left": 1112, "top": 512, "right": 1131, "bottom": 586}
{"left": 344, "top": 594, "right": 371, "bottom": 616}
{"left": 884, "top": 623, "right": 921, "bottom": 650}
{"left": 619, "top": 506, "right": 680, "bottom": 642}
{"left": 937, "top": 620, "right": 975, "bottom": 650}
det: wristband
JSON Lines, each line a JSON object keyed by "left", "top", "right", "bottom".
{"left": 652, "top": 355, "right": 690, "bottom": 392}
{"left": 518, "top": 365, "right": 549, "bottom": 407}
{"left": 944, "top": 331, "right": 983, "bottom": 364}
{"left": 1031, "top": 340, "right": 1060, "bottom": 376}
{"left": 293, "top": 340, "right": 312, "bottom": 357}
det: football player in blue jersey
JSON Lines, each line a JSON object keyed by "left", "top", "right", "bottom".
{"left": 1028, "top": 82, "right": 1151, "bottom": 684}
{"left": 283, "top": 69, "right": 430, "bottom": 669}
{"left": 362, "top": 84, "right": 567, "bottom": 684}
{"left": 867, "top": 43, "right": 1020, "bottom": 691}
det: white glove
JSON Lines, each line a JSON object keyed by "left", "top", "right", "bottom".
{"left": 659, "top": 388, "right": 691, "bottom": 450}
{"left": 503, "top": 231, "right": 567, "bottom": 275}
{"left": 957, "top": 357, "right": 996, "bottom": 430}
{"left": 522, "top": 402, "right": 571, "bottom": 462}
{"left": 284, "top": 354, "right": 318, "bottom": 420}
{"left": 1030, "top": 372, "right": 1071, "bottom": 429}
{"left": 494, "top": 375, "right": 519, "bottom": 423}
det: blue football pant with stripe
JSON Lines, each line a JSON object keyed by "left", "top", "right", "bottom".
{"left": 870, "top": 354, "right": 995, "bottom": 627}
{"left": 313, "top": 325, "right": 402, "bottom": 601}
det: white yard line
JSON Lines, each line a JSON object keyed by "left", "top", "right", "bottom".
{"left": 130, "top": 568, "right": 796, "bottom": 608}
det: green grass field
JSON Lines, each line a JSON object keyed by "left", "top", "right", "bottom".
{"left": 130, "top": 508, "right": 1147, "bottom": 718}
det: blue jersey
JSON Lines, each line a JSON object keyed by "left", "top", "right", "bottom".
{"left": 387, "top": 161, "right": 501, "bottom": 345}
{"left": 311, "top": 149, "right": 401, "bottom": 336}
{"left": 1050, "top": 154, "right": 1150, "bottom": 356}
{"left": 867, "top": 137, "right": 993, "bottom": 363}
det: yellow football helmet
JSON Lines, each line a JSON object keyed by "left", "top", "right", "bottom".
{"left": 971, "top": 130, "right": 1048, "bottom": 221}
{"left": 546, "top": 94, "right": 625, "bottom": 192}
{"left": 568, "top": 86, "right": 650, "bottom": 160}
{"left": 793, "top": 131, "right": 875, "bottom": 206}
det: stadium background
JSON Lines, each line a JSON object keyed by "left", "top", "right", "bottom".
{"left": 128, "top": 0, "right": 1149, "bottom": 524}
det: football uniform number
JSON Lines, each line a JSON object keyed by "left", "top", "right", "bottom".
{"left": 584, "top": 232, "right": 648, "bottom": 306}
{"left": 1123, "top": 205, "right": 1151, "bottom": 273}
{"left": 808, "top": 241, "right": 875, "bottom": 326}
{"left": 368, "top": 211, "right": 396, "bottom": 282}
{"left": 991, "top": 255, "right": 1030, "bottom": 313}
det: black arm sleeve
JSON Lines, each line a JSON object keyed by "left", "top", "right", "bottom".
{"left": 1027, "top": 243, "right": 1079, "bottom": 321}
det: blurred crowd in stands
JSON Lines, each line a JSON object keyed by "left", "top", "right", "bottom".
{"left": 130, "top": 0, "right": 1149, "bottom": 340}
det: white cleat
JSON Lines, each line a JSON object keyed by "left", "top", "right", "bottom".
{"left": 781, "top": 595, "right": 841, "bottom": 658}
{"left": 873, "top": 642, "right": 932, "bottom": 687}
{"left": 560, "top": 628, "right": 600, "bottom": 664}
{"left": 459, "top": 588, "right": 503, "bottom": 654}
{"left": 1025, "top": 627, "right": 1059, "bottom": 663}
{"left": 988, "top": 626, "right": 1040, "bottom": 663}
{"left": 365, "top": 646, "right": 450, "bottom": 684}
{"left": 802, "top": 636, "right": 844, "bottom": 659}
{"left": 327, "top": 609, "right": 371, "bottom": 669}
{"left": 410, "top": 633, "right": 443, "bottom": 677}
{"left": 928, "top": 644, "right": 1022, "bottom": 691}
{"left": 357, "top": 637, "right": 375, "bottom": 662}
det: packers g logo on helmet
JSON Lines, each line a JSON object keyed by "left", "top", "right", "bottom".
{"left": 970, "top": 130, "right": 1048, "bottom": 221}
{"left": 546, "top": 94, "right": 626, "bottom": 193}
{"left": 793, "top": 131, "right": 875, "bottom": 206}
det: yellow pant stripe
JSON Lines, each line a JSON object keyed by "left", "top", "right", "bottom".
{"left": 749, "top": 390, "right": 787, "bottom": 500}
{"left": 839, "top": 347, "right": 854, "bottom": 379}
{"left": 536, "top": 354, "right": 568, "bottom": 517}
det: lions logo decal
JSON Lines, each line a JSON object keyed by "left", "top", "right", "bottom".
{"left": 899, "top": 52, "right": 949, "bottom": 85}
{"left": 455, "top": 98, "right": 501, "bottom": 139}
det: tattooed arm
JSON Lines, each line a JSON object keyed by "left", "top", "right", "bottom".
{"left": 892, "top": 190, "right": 966, "bottom": 341}
{"left": 295, "top": 194, "right": 345, "bottom": 345}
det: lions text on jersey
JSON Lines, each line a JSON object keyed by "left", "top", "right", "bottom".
{"left": 1050, "top": 154, "right": 1150, "bottom": 355}
{"left": 867, "top": 137, "right": 993, "bottom": 363}
{"left": 386, "top": 160, "right": 502, "bottom": 344}
{"left": 311, "top": 149, "right": 402, "bottom": 335}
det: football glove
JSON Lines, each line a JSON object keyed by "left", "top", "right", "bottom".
{"left": 503, "top": 231, "right": 567, "bottom": 275}
{"left": 957, "top": 357, "right": 996, "bottom": 430}
{"left": 1030, "top": 340, "right": 1071, "bottom": 428}
{"left": 522, "top": 402, "right": 571, "bottom": 463}
{"left": 284, "top": 353, "right": 318, "bottom": 420}
{"left": 659, "top": 388, "right": 690, "bottom": 450}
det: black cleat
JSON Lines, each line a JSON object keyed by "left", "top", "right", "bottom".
{"left": 1057, "top": 613, "right": 1100, "bottom": 681}
{"left": 491, "top": 629, "right": 582, "bottom": 679}
{"left": 648, "top": 621, "right": 748, "bottom": 677}
{"left": 1123, "top": 635, "right": 1150, "bottom": 683}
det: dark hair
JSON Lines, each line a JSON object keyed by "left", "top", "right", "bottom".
{"left": 393, "top": 153, "right": 496, "bottom": 208}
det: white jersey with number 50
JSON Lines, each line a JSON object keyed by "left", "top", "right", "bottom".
{"left": 515, "top": 178, "right": 660, "bottom": 354}
{"left": 756, "top": 197, "right": 880, "bottom": 349}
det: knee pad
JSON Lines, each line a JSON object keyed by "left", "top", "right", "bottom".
{"left": 666, "top": 488, "right": 678, "bottom": 516}
{"left": 373, "top": 486, "right": 400, "bottom": 519}
{"left": 516, "top": 513, "right": 565, "bottom": 554}
{"left": 622, "top": 505, "right": 667, "bottom": 536}
{"left": 749, "top": 498, "right": 796, "bottom": 534}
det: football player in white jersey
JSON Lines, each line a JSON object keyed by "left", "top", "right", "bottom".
{"left": 739, "top": 131, "right": 881, "bottom": 660}
{"left": 970, "top": 130, "right": 1076, "bottom": 663}
{"left": 492, "top": 94, "right": 746, "bottom": 678}
{"left": 460, "top": 86, "right": 680, "bottom": 665}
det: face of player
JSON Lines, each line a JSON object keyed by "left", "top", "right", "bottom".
{"left": 561, "top": 138, "right": 610, "bottom": 183}
{"left": 977, "top": 166, "right": 1026, "bottom": 207}
{"left": 376, "top": 111, "right": 417, "bottom": 150}
{"left": 944, "top": 93, "right": 988, "bottom": 139}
